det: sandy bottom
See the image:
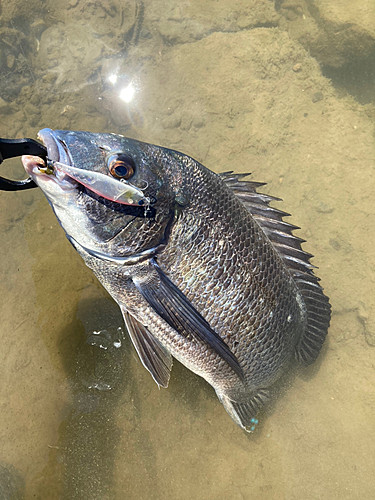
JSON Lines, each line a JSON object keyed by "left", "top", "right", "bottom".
{"left": 0, "top": 1, "right": 374, "bottom": 499}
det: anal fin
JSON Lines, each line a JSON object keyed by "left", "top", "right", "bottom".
{"left": 121, "top": 307, "right": 173, "bottom": 388}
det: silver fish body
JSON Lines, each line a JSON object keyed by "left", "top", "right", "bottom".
{"left": 22, "top": 129, "right": 331, "bottom": 431}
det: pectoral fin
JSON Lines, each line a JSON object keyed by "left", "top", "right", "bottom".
{"left": 132, "top": 259, "right": 244, "bottom": 381}
{"left": 121, "top": 307, "right": 172, "bottom": 388}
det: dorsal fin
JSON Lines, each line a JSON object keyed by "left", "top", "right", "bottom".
{"left": 219, "top": 171, "right": 331, "bottom": 365}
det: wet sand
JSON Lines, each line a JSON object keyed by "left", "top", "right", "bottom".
{"left": 0, "top": 1, "right": 374, "bottom": 498}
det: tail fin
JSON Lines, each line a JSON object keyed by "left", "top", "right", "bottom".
{"left": 294, "top": 273, "right": 331, "bottom": 365}
{"left": 217, "top": 389, "right": 270, "bottom": 431}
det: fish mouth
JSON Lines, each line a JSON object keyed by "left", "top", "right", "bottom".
{"left": 22, "top": 128, "right": 76, "bottom": 193}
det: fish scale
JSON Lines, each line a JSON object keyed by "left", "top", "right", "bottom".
{"left": 157, "top": 165, "right": 304, "bottom": 392}
{"left": 22, "top": 129, "right": 331, "bottom": 431}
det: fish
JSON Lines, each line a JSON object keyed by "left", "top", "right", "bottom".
{"left": 22, "top": 128, "right": 331, "bottom": 431}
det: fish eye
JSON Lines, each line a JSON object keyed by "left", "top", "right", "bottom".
{"left": 108, "top": 154, "right": 135, "bottom": 180}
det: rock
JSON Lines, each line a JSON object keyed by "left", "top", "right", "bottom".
{"left": 0, "top": 97, "right": 12, "bottom": 115}
{"left": 311, "top": 91, "right": 323, "bottom": 103}
{"left": 34, "top": 2, "right": 137, "bottom": 92}
{"left": 146, "top": 0, "right": 279, "bottom": 44}
{"left": 6, "top": 54, "right": 15, "bottom": 69}
{"left": 30, "top": 19, "right": 47, "bottom": 39}
{"left": 278, "top": 0, "right": 375, "bottom": 68}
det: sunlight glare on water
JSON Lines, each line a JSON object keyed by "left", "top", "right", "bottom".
{"left": 0, "top": 1, "right": 375, "bottom": 499}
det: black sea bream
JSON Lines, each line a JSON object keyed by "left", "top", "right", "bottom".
{"left": 22, "top": 129, "right": 331, "bottom": 431}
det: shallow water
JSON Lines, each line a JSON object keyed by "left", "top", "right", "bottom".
{"left": 0, "top": 1, "right": 375, "bottom": 499}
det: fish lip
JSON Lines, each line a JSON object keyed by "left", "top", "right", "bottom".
{"left": 22, "top": 154, "right": 50, "bottom": 178}
{"left": 37, "top": 128, "right": 72, "bottom": 166}
{"left": 22, "top": 128, "right": 76, "bottom": 193}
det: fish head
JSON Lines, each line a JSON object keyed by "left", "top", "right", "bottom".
{"left": 22, "top": 129, "right": 186, "bottom": 257}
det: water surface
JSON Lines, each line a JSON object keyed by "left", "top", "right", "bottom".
{"left": 0, "top": 1, "right": 374, "bottom": 499}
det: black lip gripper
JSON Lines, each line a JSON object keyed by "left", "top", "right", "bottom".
{"left": 0, "top": 138, "right": 47, "bottom": 191}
